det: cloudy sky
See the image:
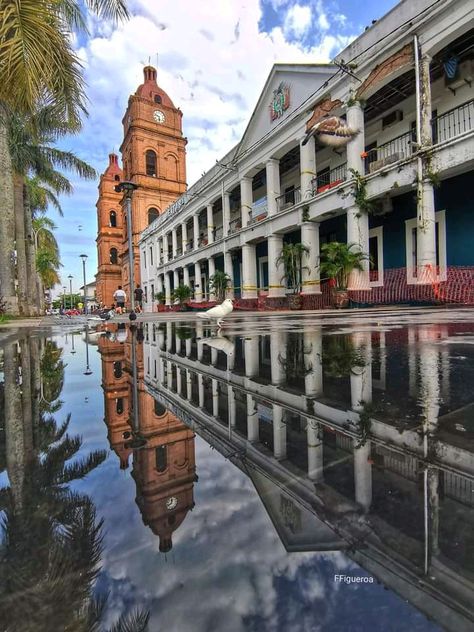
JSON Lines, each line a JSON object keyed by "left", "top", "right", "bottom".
{"left": 55, "top": 0, "right": 398, "bottom": 292}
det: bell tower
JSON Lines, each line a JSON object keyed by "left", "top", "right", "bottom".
{"left": 119, "top": 65, "right": 187, "bottom": 298}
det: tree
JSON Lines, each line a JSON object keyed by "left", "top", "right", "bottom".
{"left": 209, "top": 270, "right": 231, "bottom": 301}
{"left": 33, "top": 216, "right": 62, "bottom": 291}
{"left": 319, "top": 241, "right": 369, "bottom": 290}
{"left": 276, "top": 242, "right": 309, "bottom": 294}
{"left": 172, "top": 284, "right": 192, "bottom": 306}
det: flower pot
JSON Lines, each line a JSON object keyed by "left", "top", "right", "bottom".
{"left": 288, "top": 294, "right": 302, "bottom": 310}
{"left": 332, "top": 289, "right": 349, "bottom": 309}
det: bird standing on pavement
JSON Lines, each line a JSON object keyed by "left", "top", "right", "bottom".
{"left": 197, "top": 298, "right": 234, "bottom": 328}
{"left": 302, "top": 116, "right": 359, "bottom": 148}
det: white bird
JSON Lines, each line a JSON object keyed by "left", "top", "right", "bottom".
{"left": 197, "top": 298, "right": 234, "bottom": 327}
{"left": 302, "top": 115, "right": 359, "bottom": 148}
{"left": 201, "top": 332, "right": 235, "bottom": 357}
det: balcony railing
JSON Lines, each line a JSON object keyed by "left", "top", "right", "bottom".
{"left": 175, "top": 246, "right": 182, "bottom": 257}
{"left": 229, "top": 218, "right": 242, "bottom": 234}
{"left": 186, "top": 241, "right": 194, "bottom": 252}
{"left": 364, "top": 132, "right": 413, "bottom": 174}
{"left": 276, "top": 186, "right": 301, "bottom": 212}
{"left": 433, "top": 99, "right": 474, "bottom": 143}
{"left": 214, "top": 226, "right": 224, "bottom": 240}
{"left": 198, "top": 235, "right": 209, "bottom": 247}
{"left": 311, "top": 164, "right": 347, "bottom": 195}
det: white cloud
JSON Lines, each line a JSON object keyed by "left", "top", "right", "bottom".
{"left": 284, "top": 4, "right": 312, "bottom": 38}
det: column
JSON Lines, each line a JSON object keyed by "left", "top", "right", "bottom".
{"left": 171, "top": 229, "right": 178, "bottom": 258}
{"left": 157, "top": 274, "right": 164, "bottom": 295}
{"left": 346, "top": 102, "right": 365, "bottom": 175}
{"left": 266, "top": 158, "right": 281, "bottom": 217}
{"left": 163, "top": 233, "right": 169, "bottom": 263}
{"left": 304, "top": 328, "right": 323, "bottom": 397}
{"left": 166, "top": 322, "right": 172, "bottom": 352}
{"left": 307, "top": 419, "right": 323, "bottom": 482}
{"left": 208, "top": 257, "right": 216, "bottom": 301}
{"left": 247, "top": 394, "right": 258, "bottom": 442}
{"left": 240, "top": 176, "right": 253, "bottom": 228}
{"left": 223, "top": 192, "right": 231, "bottom": 237}
{"left": 175, "top": 332, "right": 182, "bottom": 356}
{"left": 241, "top": 244, "right": 258, "bottom": 299}
{"left": 181, "top": 221, "right": 188, "bottom": 253}
{"left": 228, "top": 386, "right": 236, "bottom": 428}
{"left": 166, "top": 360, "right": 172, "bottom": 389}
{"left": 273, "top": 405, "right": 287, "bottom": 460}
{"left": 224, "top": 252, "right": 234, "bottom": 298}
{"left": 173, "top": 269, "right": 179, "bottom": 292}
{"left": 211, "top": 348, "right": 218, "bottom": 366}
{"left": 244, "top": 336, "right": 259, "bottom": 377}
{"left": 185, "top": 338, "right": 192, "bottom": 358}
{"left": 207, "top": 204, "right": 214, "bottom": 244}
{"left": 164, "top": 272, "right": 171, "bottom": 306}
{"left": 194, "top": 261, "right": 202, "bottom": 302}
{"left": 267, "top": 235, "right": 285, "bottom": 298}
{"left": 301, "top": 222, "right": 321, "bottom": 294}
{"left": 350, "top": 332, "right": 372, "bottom": 411}
{"left": 186, "top": 369, "right": 192, "bottom": 400}
{"left": 212, "top": 379, "right": 219, "bottom": 417}
{"left": 176, "top": 367, "right": 182, "bottom": 396}
{"left": 156, "top": 238, "right": 162, "bottom": 266}
{"left": 193, "top": 214, "right": 200, "bottom": 251}
{"left": 353, "top": 441, "right": 372, "bottom": 511}
{"left": 198, "top": 374, "right": 204, "bottom": 408}
{"left": 419, "top": 332, "right": 440, "bottom": 437}
{"left": 270, "top": 330, "right": 286, "bottom": 385}
{"left": 183, "top": 265, "right": 190, "bottom": 287}
{"left": 300, "top": 136, "right": 316, "bottom": 200}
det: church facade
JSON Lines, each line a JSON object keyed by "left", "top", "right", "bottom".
{"left": 96, "top": 66, "right": 187, "bottom": 308}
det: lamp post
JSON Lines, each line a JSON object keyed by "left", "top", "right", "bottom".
{"left": 80, "top": 254, "right": 88, "bottom": 314}
{"left": 62, "top": 286, "right": 67, "bottom": 311}
{"left": 83, "top": 326, "right": 92, "bottom": 375}
{"left": 71, "top": 332, "right": 76, "bottom": 354}
{"left": 114, "top": 181, "right": 139, "bottom": 317}
{"left": 68, "top": 274, "right": 73, "bottom": 309}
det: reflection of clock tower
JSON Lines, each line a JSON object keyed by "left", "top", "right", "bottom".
{"left": 119, "top": 66, "right": 187, "bottom": 298}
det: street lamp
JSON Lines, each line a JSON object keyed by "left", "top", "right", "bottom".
{"left": 83, "top": 326, "right": 92, "bottom": 375}
{"left": 79, "top": 254, "right": 88, "bottom": 314}
{"left": 114, "top": 181, "right": 139, "bottom": 318}
{"left": 62, "top": 286, "right": 67, "bottom": 310}
{"left": 68, "top": 274, "right": 73, "bottom": 310}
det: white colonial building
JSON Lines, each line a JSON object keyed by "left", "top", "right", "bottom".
{"left": 139, "top": 0, "right": 474, "bottom": 311}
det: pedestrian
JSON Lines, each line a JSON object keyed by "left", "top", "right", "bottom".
{"left": 134, "top": 284, "right": 144, "bottom": 312}
{"left": 113, "top": 286, "right": 126, "bottom": 314}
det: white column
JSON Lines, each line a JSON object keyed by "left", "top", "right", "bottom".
{"left": 175, "top": 333, "right": 182, "bottom": 356}
{"left": 208, "top": 257, "right": 216, "bottom": 301}
{"left": 157, "top": 274, "right": 164, "bottom": 295}
{"left": 172, "top": 229, "right": 178, "bottom": 258}
{"left": 186, "top": 369, "right": 192, "bottom": 400}
{"left": 207, "top": 204, "right": 214, "bottom": 243}
{"left": 173, "top": 269, "right": 179, "bottom": 292}
{"left": 194, "top": 261, "right": 202, "bottom": 302}
{"left": 166, "top": 322, "right": 172, "bottom": 352}
{"left": 223, "top": 192, "right": 231, "bottom": 237}
{"left": 244, "top": 336, "right": 259, "bottom": 377}
{"left": 419, "top": 333, "right": 440, "bottom": 437}
{"left": 183, "top": 265, "right": 190, "bottom": 287}
{"left": 224, "top": 252, "right": 234, "bottom": 299}
{"left": 163, "top": 233, "right": 169, "bottom": 263}
{"left": 417, "top": 180, "right": 437, "bottom": 279}
{"left": 354, "top": 441, "right": 372, "bottom": 511}
{"left": 212, "top": 379, "right": 219, "bottom": 417}
{"left": 267, "top": 235, "right": 285, "bottom": 298}
{"left": 181, "top": 221, "right": 188, "bottom": 253}
{"left": 307, "top": 419, "right": 323, "bottom": 482}
{"left": 198, "top": 374, "right": 204, "bottom": 408}
{"left": 350, "top": 332, "right": 372, "bottom": 411}
{"left": 166, "top": 360, "right": 172, "bottom": 388}
{"left": 300, "top": 136, "right": 316, "bottom": 200}
{"left": 247, "top": 394, "right": 258, "bottom": 442}
{"left": 164, "top": 272, "right": 171, "bottom": 306}
{"left": 193, "top": 214, "right": 200, "bottom": 251}
{"left": 346, "top": 102, "right": 365, "bottom": 175}
{"left": 241, "top": 244, "right": 258, "bottom": 299}
{"left": 176, "top": 367, "right": 182, "bottom": 396}
{"left": 240, "top": 176, "right": 253, "bottom": 228}
{"left": 185, "top": 338, "right": 192, "bottom": 358}
{"left": 273, "top": 405, "right": 287, "bottom": 460}
{"left": 159, "top": 357, "right": 165, "bottom": 384}
{"left": 270, "top": 330, "right": 286, "bottom": 385}
{"left": 347, "top": 206, "right": 370, "bottom": 290}
{"left": 301, "top": 222, "right": 321, "bottom": 294}
{"left": 266, "top": 158, "right": 280, "bottom": 217}
{"left": 304, "top": 328, "right": 323, "bottom": 397}
{"left": 156, "top": 238, "right": 162, "bottom": 266}
{"left": 211, "top": 348, "right": 218, "bottom": 365}
{"left": 228, "top": 386, "right": 236, "bottom": 428}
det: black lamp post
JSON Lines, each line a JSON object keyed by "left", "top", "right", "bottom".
{"left": 84, "top": 326, "right": 92, "bottom": 375}
{"left": 68, "top": 274, "right": 73, "bottom": 309}
{"left": 80, "top": 254, "right": 88, "bottom": 314}
{"left": 114, "top": 181, "right": 139, "bottom": 318}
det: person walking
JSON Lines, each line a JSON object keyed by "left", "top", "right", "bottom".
{"left": 134, "top": 284, "right": 144, "bottom": 313}
{"left": 113, "top": 286, "right": 126, "bottom": 314}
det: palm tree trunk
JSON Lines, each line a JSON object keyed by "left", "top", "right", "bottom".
{"left": 0, "top": 106, "right": 19, "bottom": 315}
{"left": 13, "top": 174, "right": 29, "bottom": 316}
{"left": 23, "top": 187, "right": 40, "bottom": 316}
{"left": 4, "top": 343, "right": 25, "bottom": 511}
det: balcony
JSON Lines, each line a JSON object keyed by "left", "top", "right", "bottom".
{"left": 186, "top": 240, "right": 194, "bottom": 252}
{"left": 364, "top": 133, "right": 413, "bottom": 174}
{"left": 229, "top": 218, "right": 242, "bottom": 234}
{"left": 311, "top": 164, "right": 347, "bottom": 195}
{"left": 249, "top": 198, "right": 268, "bottom": 225}
{"left": 433, "top": 99, "right": 474, "bottom": 143}
{"left": 214, "top": 226, "right": 224, "bottom": 240}
{"left": 198, "top": 235, "right": 209, "bottom": 247}
{"left": 276, "top": 186, "right": 301, "bottom": 212}
{"left": 175, "top": 246, "right": 182, "bottom": 257}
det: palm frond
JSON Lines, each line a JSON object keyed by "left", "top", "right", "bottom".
{"left": 61, "top": 450, "right": 108, "bottom": 483}
{"left": 109, "top": 609, "right": 151, "bottom": 632}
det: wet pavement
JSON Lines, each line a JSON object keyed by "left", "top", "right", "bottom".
{"left": 1, "top": 308, "right": 473, "bottom": 632}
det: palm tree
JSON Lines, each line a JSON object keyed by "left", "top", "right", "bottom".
{"left": 33, "top": 217, "right": 62, "bottom": 292}
{"left": 276, "top": 242, "right": 310, "bottom": 294}
{"left": 209, "top": 270, "right": 231, "bottom": 301}
{"left": 0, "top": 0, "right": 129, "bottom": 315}
{"left": 319, "top": 241, "right": 370, "bottom": 290}
{"left": 172, "top": 284, "right": 192, "bottom": 307}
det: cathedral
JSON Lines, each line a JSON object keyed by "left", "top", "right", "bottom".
{"left": 96, "top": 66, "right": 187, "bottom": 307}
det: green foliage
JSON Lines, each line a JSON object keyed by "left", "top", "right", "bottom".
{"left": 154, "top": 291, "right": 166, "bottom": 304}
{"left": 209, "top": 270, "right": 231, "bottom": 301}
{"left": 171, "top": 284, "right": 192, "bottom": 305}
{"left": 276, "top": 242, "right": 309, "bottom": 294}
{"left": 278, "top": 331, "right": 312, "bottom": 380}
{"left": 319, "top": 241, "right": 369, "bottom": 290}
{"left": 355, "top": 402, "right": 374, "bottom": 449}
{"left": 322, "top": 335, "right": 367, "bottom": 378}
{"left": 348, "top": 168, "right": 376, "bottom": 215}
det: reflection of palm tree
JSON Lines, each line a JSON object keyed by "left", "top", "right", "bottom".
{"left": 40, "top": 339, "right": 65, "bottom": 412}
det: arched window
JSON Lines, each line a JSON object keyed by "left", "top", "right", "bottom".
{"left": 116, "top": 398, "right": 124, "bottom": 415}
{"left": 110, "top": 248, "right": 118, "bottom": 265}
{"left": 154, "top": 400, "right": 166, "bottom": 416}
{"left": 148, "top": 207, "right": 159, "bottom": 225}
{"left": 145, "top": 150, "right": 157, "bottom": 177}
{"left": 155, "top": 445, "right": 168, "bottom": 472}
{"left": 113, "top": 361, "right": 122, "bottom": 379}
{"left": 109, "top": 211, "right": 117, "bottom": 227}
{"left": 154, "top": 94, "right": 162, "bottom": 104}
{"left": 114, "top": 175, "right": 120, "bottom": 182}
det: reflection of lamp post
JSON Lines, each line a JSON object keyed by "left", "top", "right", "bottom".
{"left": 71, "top": 332, "right": 76, "bottom": 354}
{"left": 80, "top": 254, "right": 88, "bottom": 314}
{"left": 68, "top": 274, "right": 73, "bottom": 309}
{"left": 83, "top": 326, "right": 92, "bottom": 375}
{"left": 114, "top": 181, "right": 139, "bottom": 317}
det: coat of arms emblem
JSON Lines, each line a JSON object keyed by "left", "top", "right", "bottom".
{"left": 270, "top": 82, "right": 290, "bottom": 121}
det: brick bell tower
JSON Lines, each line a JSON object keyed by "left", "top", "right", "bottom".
{"left": 95, "top": 153, "right": 123, "bottom": 307}
{"left": 119, "top": 65, "right": 187, "bottom": 299}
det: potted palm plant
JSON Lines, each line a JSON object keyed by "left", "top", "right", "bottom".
{"left": 276, "top": 243, "right": 309, "bottom": 310}
{"left": 209, "top": 270, "right": 231, "bottom": 301}
{"left": 171, "top": 284, "right": 192, "bottom": 310}
{"left": 320, "top": 242, "right": 370, "bottom": 308}
{"left": 154, "top": 291, "right": 166, "bottom": 311}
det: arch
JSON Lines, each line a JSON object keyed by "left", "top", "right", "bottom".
{"left": 110, "top": 248, "right": 118, "bottom": 265}
{"left": 109, "top": 210, "right": 117, "bottom": 227}
{"left": 116, "top": 398, "right": 124, "bottom": 415}
{"left": 113, "top": 361, "right": 122, "bottom": 379}
{"left": 155, "top": 445, "right": 168, "bottom": 472}
{"left": 145, "top": 149, "right": 157, "bottom": 177}
{"left": 154, "top": 399, "right": 166, "bottom": 416}
{"left": 148, "top": 207, "right": 159, "bottom": 225}
{"left": 164, "top": 152, "right": 179, "bottom": 180}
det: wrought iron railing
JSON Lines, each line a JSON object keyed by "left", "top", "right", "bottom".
{"left": 432, "top": 99, "right": 474, "bottom": 143}
{"left": 276, "top": 186, "right": 301, "bottom": 212}
{"left": 364, "top": 132, "right": 413, "bottom": 174}
{"left": 311, "top": 164, "right": 347, "bottom": 195}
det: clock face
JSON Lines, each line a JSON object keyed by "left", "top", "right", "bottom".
{"left": 166, "top": 496, "right": 178, "bottom": 510}
{"left": 153, "top": 110, "right": 165, "bottom": 123}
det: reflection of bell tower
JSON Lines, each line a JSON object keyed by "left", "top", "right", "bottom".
{"left": 132, "top": 391, "right": 196, "bottom": 552}
{"left": 119, "top": 66, "right": 187, "bottom": 298}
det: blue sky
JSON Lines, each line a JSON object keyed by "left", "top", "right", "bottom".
{"left": 54, "top": 0, "right": 399, "bottom": 294}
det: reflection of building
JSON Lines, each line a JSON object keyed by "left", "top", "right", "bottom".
{"left": 98, "top": 325, "right": 196, "bottom": 551}
{"left": 96, "top": 66, "right": 187, "bottom": 307}
{"left": 142, "top": 320, "right": 474, "bottom": 632}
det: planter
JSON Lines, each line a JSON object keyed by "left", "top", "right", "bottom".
{"left": 332, "top": 289, "right": 349, "bottom": 309}
{"left": 288, "top": 294, "right": 302, "bottom": 310}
